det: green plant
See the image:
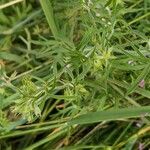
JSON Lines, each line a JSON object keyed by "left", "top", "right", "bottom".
{"left": 0, "top": 0, "right": 150, "bottom": 149}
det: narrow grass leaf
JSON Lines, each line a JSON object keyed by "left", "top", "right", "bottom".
{"left": 68, "top": 106, "right": 150, "bottom": 125}
{"left": 39, "top": 0, "right": 59, "bottom": 39}
{"left": 0, "top": 52, "right": 24, "bottom": 63}
{"left": 0, "top": 0, "right": 23, "bottom": 10}
{"left": 126, "top": 64, "right": 150, "bottom": 95}
{"left": 108, "top": 79, "right": 150, "bottom": 99}
{"left": 1, "top": 9, "right": 42, "bottom": 35}
{"left": 1, "top": 93, "right": 19, "bottom": 109}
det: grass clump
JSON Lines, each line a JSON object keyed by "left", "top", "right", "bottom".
{"left": 0, "top": 0, "right": 150, "bottom": 149}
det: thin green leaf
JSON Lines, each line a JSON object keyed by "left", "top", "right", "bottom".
{"left": 39, "top": 0, "right": 59, "bottom": 39}
{"left": 0, "top": 52, "right": 24, "bottom": 63}
{"left": 68, "top": 106, "right": 150, "bottom": 125}
{"left": 126, "top": 64, "right": 150, "bottom": 95}
{"left": 108, "top": 79, "right": 150, "bottom": 99}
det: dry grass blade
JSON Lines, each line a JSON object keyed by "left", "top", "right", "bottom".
{"left": 0, "top": 0, "right": 23, "bottom": 9}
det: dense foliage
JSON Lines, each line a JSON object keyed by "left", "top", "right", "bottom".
{"left": 0, "top": 0, "right": 150, "bottom": 149}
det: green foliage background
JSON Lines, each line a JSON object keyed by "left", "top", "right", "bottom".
{"left": 0, "top": 0, "right": 150, "bottom": 149}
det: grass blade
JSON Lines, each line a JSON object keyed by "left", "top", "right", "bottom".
{"left": 0, "top": 0, "right": 23, "bottom": 10}
{"left": 68, "top": 106, "right": 150, "bottom": 125}
{"left": 0, "top": 52, "right": 24, "bottom": 63}
{"left": 108, "top": 79, "right": 150, "bottom": 99}
{"left": 126, "top": 64, "right": 150, "bottom": 95}
{"left": 39, "top": 0, "right": 59, "bottom": 39}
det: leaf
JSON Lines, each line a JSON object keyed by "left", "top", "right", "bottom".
{"left": 112, "top": 63, "right": 145, "bottom": 71}
{"left": 34, "top": 105, "right": 41, "bottom": 117}
{"left": 0, "top": 110, "right": 9, "bottom": 127}
{"left": 0, "top": 93, "right": 19, "bottom": 109}
{"left": 105, "top": 0, "right": 113, "bottom": 7}
{"left": 39, "top": 0, "right": 59, "bottom": 39}
{"left": 4, "top": 119, "right": 26, "bottom": 132}
{"left": 68, "top": 106, "right": 150, "bottom": 125}
{"left": 108, "top": 79, "right": 150, "bottom": 99}
{"left": 126, "top": 63, "right": 150, "bottom": 95}
{"left": 0, "top": 52, "right": 24, "bottom": 63}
